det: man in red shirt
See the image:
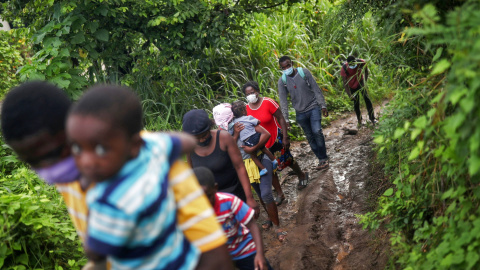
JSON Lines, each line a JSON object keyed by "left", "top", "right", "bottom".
{"left": 340, "top": 55, "right": 376, "bottom": 127}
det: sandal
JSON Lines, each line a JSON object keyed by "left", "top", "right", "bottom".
{"left": 276, "top": 229, "right": 287, "bottom": 242}
{"left": 316, "top": 160, "right": 329, "bottom": 171}
{"left": 297, "top": 172, "right": 309, "bottom": 190}
{"left": 274, "top": 194, "right": 286, "bottom": 206}
{"left": 262, "top": 220, "right": 273, "bottom": 230}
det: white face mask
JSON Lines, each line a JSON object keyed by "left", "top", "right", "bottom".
{"left": 246, "top": 94, "right": 258, "bottom": 104}
{"left": 283, "top": 67, "right": 294, "bottom": 76}
{"left": 348, "top": 64, "right": 357, "bottom": 69}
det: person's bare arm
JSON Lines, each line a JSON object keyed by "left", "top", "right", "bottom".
{"left": 233, "top": 123, "right": 243, "bottom": 142}
{"left": 221, "top": 131, "right": 260, "bottom": 217}
{"left": 242, "top": 125, "right": 270, "bottom": 154}
{"left": 273, "top": 108, "right": 290, "bottom": 150}
{"left": 195, "top": 245, "right": 234, "bottom": 270}
{"left": 166, "top": 132, "right": 196, "bottom": 154}
{"left": 245, "top": 220, "right": 267, "bottom": 270}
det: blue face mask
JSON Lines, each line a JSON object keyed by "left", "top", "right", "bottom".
{"left": 348, "top": 64, "right": 357, "bottom": 69}
{"left": 283, "top": 67, "right": 294, "bottom": 76}
{"left": 33, "top": 156, "right": 81, "bottom": 184}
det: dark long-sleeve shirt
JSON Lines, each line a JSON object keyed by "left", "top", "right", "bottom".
{"left": 277, "top": 68, "right": 327, "bottom": 121}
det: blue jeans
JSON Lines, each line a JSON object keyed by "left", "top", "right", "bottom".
{"left": 296, "top": 107, "right": 328, "bottom": 162}
{"left": 251, "top": 155, "right": 274, "bottom": 204}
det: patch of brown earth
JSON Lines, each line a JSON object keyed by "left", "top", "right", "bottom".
{"left": 258, "top": 103, "right": 390, "bottom": 270}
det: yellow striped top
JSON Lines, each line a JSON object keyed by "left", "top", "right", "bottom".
{"left": 55, "top": 160, "right": 226, "bottom": 253}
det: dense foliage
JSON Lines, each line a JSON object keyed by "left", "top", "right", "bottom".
{"left": 0, "top": 136, "right": 86, "bottom": 270}
{"left": 0, "top": 29, "right": 29, "bottom": 97}
{"left": 360, "top": 0, "right": 480, "bottom": 268}
{"left": 0, "top": 0, "right": 301, "bottom": 97}
{"left": 1, "top": 1, "right": 394, "bottom": 268}
{"left": 0, "top": 0, "right": 391, "bottom": 131}
{"left": 5, "top": 0, "right": 470, "bottom": 268}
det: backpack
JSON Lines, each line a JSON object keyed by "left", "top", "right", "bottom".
{"left": 282, "top": 67, "right": 311, "bottom": 88}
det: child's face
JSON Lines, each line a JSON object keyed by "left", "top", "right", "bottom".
{"left": 7, "top": 129, "right": 70, "bottom": 169}
{"left": 66, "top": 114, "right": 140, "bottom": 183}
{"left": 202, "top": 185, "right": 217, "bottom": 207}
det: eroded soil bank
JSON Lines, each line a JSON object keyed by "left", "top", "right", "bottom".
{"left": 259, "top": 104, "right": 390, "bottom": 270}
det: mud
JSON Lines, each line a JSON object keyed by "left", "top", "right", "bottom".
{"left": 258, "top": 103, "right": 390, "bottom": 270}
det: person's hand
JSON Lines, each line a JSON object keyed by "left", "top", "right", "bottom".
{"left": 254, "top": 254, "right": 267, "bottom": 270}
{"left": 233, "top": 122, "right": 244, "bottom": 135}
{"left": 322, "top": 108, "right": 329, "bottom": 117}
{"left": 241, "top": 145, "right": 256, "bottom": 154}
{"left": 247, "top": 197, "right": 260, "bottom": 219}
{"left": 282, "top": 136, "right": 290, "bottom": 151}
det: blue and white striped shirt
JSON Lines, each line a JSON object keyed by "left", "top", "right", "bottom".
{"left": 86, "top": 133, "right": 199, "bottom": 269}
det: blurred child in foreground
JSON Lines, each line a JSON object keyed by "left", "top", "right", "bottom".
{"left": 1, "top": 81, "right": 232, "bottom": 270}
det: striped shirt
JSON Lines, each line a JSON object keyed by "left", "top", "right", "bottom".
{"left": 56, "top": 134, "right": 226, "bottom": 256}
{"left": 56, "top": 162, "right": 226, "bottom": 255}
{"left": 214, "top": 192, "right": 256, "bottom": 260}
{"left": 86, "top": 133, "right": 198, "bottom": 269}
{"left": 56, "top": 181, "right": 89, "bottom": 241}
{"left": 170, "top": 160, "right": 226, "bottom": 251}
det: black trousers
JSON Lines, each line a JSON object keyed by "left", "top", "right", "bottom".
{"left": 351, "top": 86, "right": 375, "bottom": 122}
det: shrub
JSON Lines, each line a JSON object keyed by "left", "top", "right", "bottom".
{"left": 360, "top": 1, "right": 480, "bottom": 268}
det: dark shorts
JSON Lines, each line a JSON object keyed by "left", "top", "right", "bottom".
{"left": 244, "top": 132, "right": 261, "bottom": 147}
{"left": 234, "top": 253, "right": 274, "bottom": 270}
{"left": 268, "top": 128, "right": 294, "bottom": 171}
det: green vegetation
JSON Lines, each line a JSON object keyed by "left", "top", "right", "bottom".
{"left": 1, "top": 1, "right": 393, "bottom": 267}
{"left": 4, "top": 0, "right": 479, "bottom": 269}
{"left": 359, "top": 0, "right": 480, "bottom": 269}
{"left": 0, "top": 136, "right": 86, "bottom": 269}
{"left": 0, "top": 29, "right": 29, "bottom": 97}
{"left": 0, "top": 0, "right": 392, "bottom": 132}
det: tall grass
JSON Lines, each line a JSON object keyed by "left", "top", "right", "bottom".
{"left": 63, "top": 1, "right": 398, "bottom": 133}
{"left": 183, "top": 1, "right": 396, "bottom": 124}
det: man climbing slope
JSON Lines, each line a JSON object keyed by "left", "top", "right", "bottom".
{"left": 277, "top": 55, "right": 329, "bottom": 171}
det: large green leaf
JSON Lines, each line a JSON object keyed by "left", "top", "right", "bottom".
{"left": 94, "top": 29, "right": 109, "bottom": 42}
{"left": 71, "top": 32, "right": 85, "bottom": 44}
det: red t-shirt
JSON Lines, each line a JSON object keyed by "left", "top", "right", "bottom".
{"left": 340, "top": 59, "right": 365, "bottom": 89}
{"left": 246, "top": 97, "right": 280, "bottom": 149}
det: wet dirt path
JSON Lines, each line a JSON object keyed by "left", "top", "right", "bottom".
{"left": 259, "top": 103, "right": 390, "bottom": 270}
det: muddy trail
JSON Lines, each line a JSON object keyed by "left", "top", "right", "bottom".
{"left": 258, "top": 103, "right": 390, "bottom": 270}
